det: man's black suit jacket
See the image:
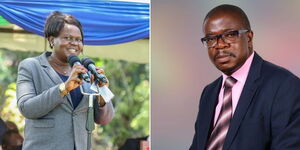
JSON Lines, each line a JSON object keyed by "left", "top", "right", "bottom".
{"left": 190, "top": 53, "right": 300, "bottom": 150}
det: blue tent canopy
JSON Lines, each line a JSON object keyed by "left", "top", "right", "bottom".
{"left": 0, "top": 0, "right": 149, "bottom": 45}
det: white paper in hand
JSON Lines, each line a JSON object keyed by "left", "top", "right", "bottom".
{"left": 90, "top": 82, "right": 114, "bottom": 103}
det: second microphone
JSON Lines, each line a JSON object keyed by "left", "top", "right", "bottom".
{"left": 81, "top": 57, "right": 108, "bottom": 84}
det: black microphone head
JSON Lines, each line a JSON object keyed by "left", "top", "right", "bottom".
{"left": 82, "top": 57, "right": 107, "bottom": 83}
{"left": 68, "top": 54, "right": 81, "bottom": 67}
{"left": 81, "top": 57, "right": 95, "bottom": 69}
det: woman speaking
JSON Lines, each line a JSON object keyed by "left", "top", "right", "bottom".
{"left": 16, "top": 11, "right": 114, "bottom": 150}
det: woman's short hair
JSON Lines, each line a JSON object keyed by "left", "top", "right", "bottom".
{"left": 44, "top": 11, "right": 84, "bottom": 48}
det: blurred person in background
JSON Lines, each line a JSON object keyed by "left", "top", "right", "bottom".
{"left": 0, "top": 118, "right": 8, "bottom": 150}
{"left": 1, "top": 130, "right": 23, "bottom": 150}
{"left": 4, "top": 122, "right": 18, "bottom": 133}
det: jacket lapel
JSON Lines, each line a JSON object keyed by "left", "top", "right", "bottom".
{"left": 198, "top": 77, "right": 222, "bottom": 150}
{"left": 38, "top": 52, "right": 74, "bottom": 108}
{"left": 223, "top": 52, "right": 263, "bottom": 150}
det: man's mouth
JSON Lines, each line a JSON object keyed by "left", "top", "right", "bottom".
{"left": 215, "top": 50, "right": 235, "bottom": 63}
{"left": 215, "top": 54, "right": 231, "bottom": 63}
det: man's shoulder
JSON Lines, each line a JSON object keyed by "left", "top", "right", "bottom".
{"left": 204, "top": 76, "right": 222, "bottom": 91}
{"left": 261, "top": 60, "right": 299, "bottom": 81}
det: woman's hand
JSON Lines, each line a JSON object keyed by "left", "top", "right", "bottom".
{"left": 90, "top": 67, "right": 109, "bottom": 87}
{"left": 65, "top": 65, "right": 87, "bottom": 92}
{"left": 96, "top": 67, "right": 109, "bottom": 87}
{"left": 91, "top": 67, "right": 109, "bottom": 107}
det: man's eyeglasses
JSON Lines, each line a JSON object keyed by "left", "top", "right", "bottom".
{"left": 201, "top": 29, "right": 249, "bottom": 48}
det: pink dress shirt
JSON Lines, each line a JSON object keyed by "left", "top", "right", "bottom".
{"left": 213, "top": 52, "right": 255, "bottom": 126}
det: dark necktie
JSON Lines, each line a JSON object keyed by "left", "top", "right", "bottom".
{"left": 206, "top": 76, "right": 237, "bottom": 150}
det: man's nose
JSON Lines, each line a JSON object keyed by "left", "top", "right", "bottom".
{"left": 215, "top": 36, "right": 229, "bottom": 49}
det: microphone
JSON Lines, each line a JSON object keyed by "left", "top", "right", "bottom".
{"left": 81, "top": 57, "right": 108, "bottom": 84}
{"left": 67, "top": 54, "right": 91, "bottom": 83}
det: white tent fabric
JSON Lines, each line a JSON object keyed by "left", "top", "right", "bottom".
{"left": 0, "top": 25, "right": 148, "bottom": 64}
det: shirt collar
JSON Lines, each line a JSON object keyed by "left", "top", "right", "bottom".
{"left": 221, "top": 51, "right": 255, "bottom": 87}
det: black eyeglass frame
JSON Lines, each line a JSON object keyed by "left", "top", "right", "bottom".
{"left": 201, "top": 29, "right": 249, "bottom": 48}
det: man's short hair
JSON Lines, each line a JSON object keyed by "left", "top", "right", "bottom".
{"left": 204, "top": 4, "right": 251, "bottom": 30}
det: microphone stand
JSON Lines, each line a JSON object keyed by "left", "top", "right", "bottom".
{"left": 80, "top": 84, "right": 100, "bottom": 150}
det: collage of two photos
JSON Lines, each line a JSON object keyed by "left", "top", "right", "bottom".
{"left": 1, "top": 0, "right": 300, "bottom": 150}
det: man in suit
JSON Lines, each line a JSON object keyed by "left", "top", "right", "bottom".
{"left": 190, "top": 4, "right": 300, "bottom": 150}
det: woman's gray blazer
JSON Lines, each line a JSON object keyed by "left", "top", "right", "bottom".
{"left": 17, "top": 52, "right": 114, "bottom": 150}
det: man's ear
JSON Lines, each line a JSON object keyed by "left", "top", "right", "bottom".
{"left": 247, "top": 30, "right": 254, "bottom": 50}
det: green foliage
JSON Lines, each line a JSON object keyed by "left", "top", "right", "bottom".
{"left": 0, "top": 49, "right": 39, "bottom": 112}
{"left": 91, "top": 58, "right": 149, "bottom": 149}
{"left": 0, "top": 49, "right": 39, "bottom": 135}
{"left": 0, "top": 49, "right": 149, "bottom": 150}
{"left": 1, "top": 82, "right": 25, "bottom": 133}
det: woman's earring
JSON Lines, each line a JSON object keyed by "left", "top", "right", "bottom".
{"left": 50, "top": 42, "right": 54, "bottom": 49}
